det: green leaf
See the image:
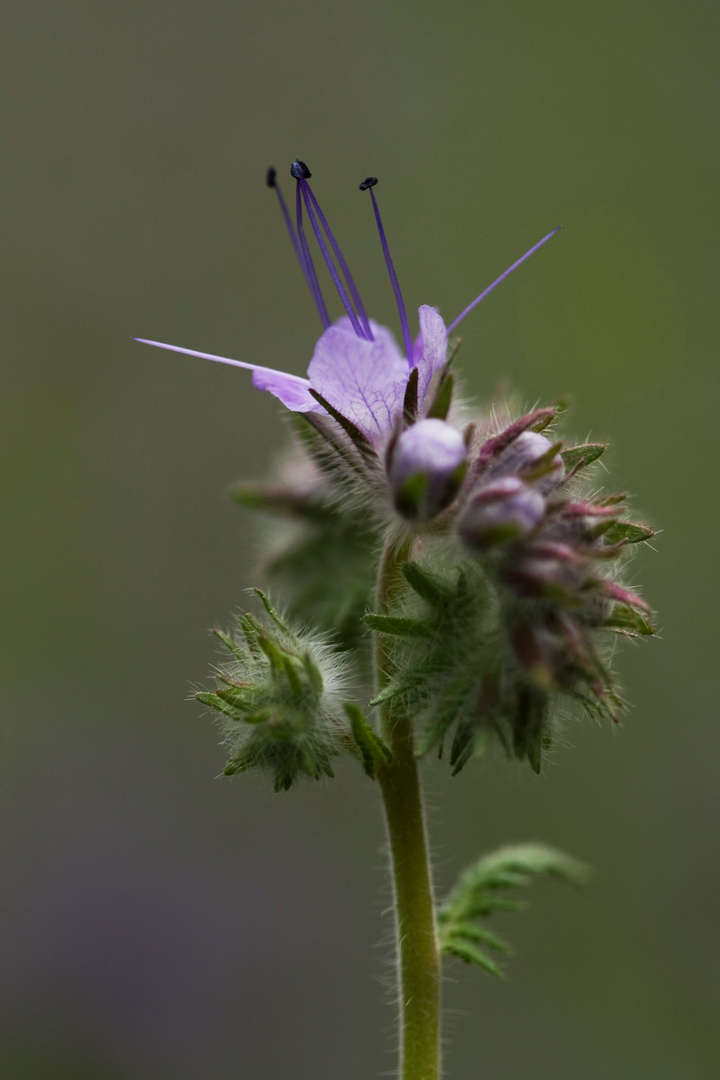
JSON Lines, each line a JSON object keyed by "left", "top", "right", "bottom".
{"left": 528, "top": 406, "right": 559, "bottom": 432}
{"left": 344, "top": 702, "right": 392, "bottom": 777}
{"left": 602, "top": 603, "right": 655, "bottom": 636}
{"left": 195, "top": 691, "right": 245, "bottom": 723}
{"left": 426, "top": 370, "right": 454, "bottom": 420}
{"left": 401, "top": 561, "right": 454, "bottom": 606}
{"left": 602, "top": 520, "right": 654, "bottom": 545}
{"left": 238, "top": 613, "right": 265, "bottom": 655}
{"left": 368, "top": 680, "right": 406, "bottom": 708}
{"left": 216, "top": 682, "right": 255, "bottom": 710}
{"left": 444, "top": 921, "right": 511, "bottom": 954}
{"left": 416, "top": 674, "right": 474, "bottom": 756}
{"left": 511, "top": 684, "right": 547, "bottom": 774}
{"left": 257, "top": 635, "right": 285, "bottom": 674}
{"left": 362, "top": 613, "right": 432, "bottom": 638}
{"left": 281, "top": 655, "right": 304, "bottom": 700}
{"left": 302, "top": 651, "right": 324, "bottom": 694}
{"left": 223, "top": 750, "right": 253, "bottom": 776}
{"left": 519, "top": 440, "right": 563, "bottom": 483}
{"left": 252, "top": 588, "right": 298, "bottom": 639}
{"left": 443, "top": 939, "right": 504, "bottom": 977}
{"left": 211, "top": 628, "right": 247, "bottom": 664}
{"left": 438, "top": 843, "right": 591, "bottom": 978}
{"left": 560, "top": 443, "right": 606, "bottom": 472}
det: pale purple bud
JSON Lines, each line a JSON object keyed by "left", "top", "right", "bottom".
{"left": 388, "top": 418, "right": 467, "bottom": 521}
{"left": 458, "top": 476, "right": 545, "bottom": 550}
{"left": 491, "top": 431, "right": 564, "bottom": 491}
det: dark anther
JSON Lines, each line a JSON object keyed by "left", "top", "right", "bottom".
{"left": 359, "top": 177, "right": 378, "bottom": 191}
{"left": 266, "top": 167, "right": 277, "bottom": 188}
{"left": 291, "top": 159, "right": 312, "bottom": 180}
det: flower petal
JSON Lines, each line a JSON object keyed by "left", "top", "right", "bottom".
{"left": 307, "top": 318, "right": 408, "bottom": 439}
{"left": 414, "top": 306, "right": 448, "bottom": 405}
{"left": 250, "top": 368, "right": 318, "bottom": 412}
{"left": 134, "top": 339, "right": 317, "bottom": 412}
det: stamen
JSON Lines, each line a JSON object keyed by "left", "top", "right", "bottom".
{"left": 290, "top": 159, "right": 312, "bottom": 180}
{"left": 291, "top": 161, "right": 331, "bottom": 330}
{"left": 447, "top": 227, "right": 562, "bottom": 333}
{"left": 300, "top": 179, "right": 367, "bottom": 339}
{"left": 360, "top": 177, "right": 413, "bottom": 366}
{"left": 266, "top": 166, "right": 309, "bottom": 288}
{"left": 303, "top": 184, "right": 373, "bottom": 340}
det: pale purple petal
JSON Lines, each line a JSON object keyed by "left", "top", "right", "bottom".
{"left": 414, "top": 306, "right": 448, "bottom": 405}
{"left": 134, "top": 338, "right": 317, "bottom": 412}
{"left": 307, "top": 317, "right": 408, "bottom": 438}
{"left": 250, "top": 368, "right": 318, "bottom": 411}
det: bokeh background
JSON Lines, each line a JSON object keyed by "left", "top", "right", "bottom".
{"left": 2, "top": 1, "right": 718, "bottom": 1077}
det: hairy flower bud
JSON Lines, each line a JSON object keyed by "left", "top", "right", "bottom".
{"left": 196, "top": 592, "right": 352, "bottom": 791}
{"left": 458, "top": 477, "right": 546, "bottom": 549}
{"left": 388, "top": 418, "right": 467, "bottom": 521}
{"left": 490, "top": 431, "right": 564, "bottom": 492}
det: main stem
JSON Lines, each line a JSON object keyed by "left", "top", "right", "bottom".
{"left": 375, "top": 533, "right": 441, "bottom": 1080}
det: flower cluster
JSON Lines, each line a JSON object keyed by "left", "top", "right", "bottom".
{"left": 368, "top": 406, "right": 654, "bottom": 772}
{"left": 139, "top": 161, "right": 654, "bottom": 782}
{"left": 459, "top": 413, "right": 655, "bottom": 681}
{"left": 197, "top": 591, "right": 352, "bottom": 791}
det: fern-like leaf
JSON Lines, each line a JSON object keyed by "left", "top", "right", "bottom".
{"left": 437, "top": 843, "right": 591, "bottom": 977}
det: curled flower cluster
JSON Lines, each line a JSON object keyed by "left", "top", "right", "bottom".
{"left": 197, "top": 591, "right": 352, "bottom": 791}
{"left": 139, "top": 161, "right": 654, "bottom": 783}
{"left": 368, "top": 406, "right": 654, "bottom": 772}
{"left": 460, "top": 413, "right": 654, "bottom": 691}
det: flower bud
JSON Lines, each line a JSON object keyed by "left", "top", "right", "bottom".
{"left": 458, "top": 476, "right": 545, "bottom": 550}
{"left": 490, "top": 431, "right": 564, "bottom": 492}
{"left": 388, "top": 418, "right": 467, "bottom": 521}
{"left": 197, "top": 593, "right": 352, "bottom": 791}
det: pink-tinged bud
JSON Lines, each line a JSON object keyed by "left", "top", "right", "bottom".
{"left": 510, "top": 623, "right": 561, "bottom": 690}
{"left": 491, "top": 431, "right": 564, "bottom": 492}
{"left": 388, "top": 418, "right": 467, "bottom": 521}
{"left": 458, "top": 476, "right": 545, "bottom": 550}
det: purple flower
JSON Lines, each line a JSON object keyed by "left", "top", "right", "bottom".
{"left": 136, "top": 162, "right": 559, "bottom": 447}
{"left": 138, "top": 306, "right": 447, "bottom": 442}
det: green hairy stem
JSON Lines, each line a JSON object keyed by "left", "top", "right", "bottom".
{"left": 375, "top": 534, "right": 441, "bottom": 1080}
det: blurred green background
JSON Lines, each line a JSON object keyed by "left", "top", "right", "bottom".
{"left": 1, "top": 1, "right": 718, "bottom": 1077}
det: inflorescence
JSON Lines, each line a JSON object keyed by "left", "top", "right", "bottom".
{"left": 137, "top": 161, "right": 654, "bottom": 786}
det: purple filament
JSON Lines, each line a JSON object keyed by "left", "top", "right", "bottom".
{"left": 363, "top": 180, "right": 413, "bottom": 366}
{"left": 304, "top": 184, "right": 373, "bottom": 341}
{"left": 268, "top": 171, "right": 308, "bottom": 286}
{"left": 447, "top": 227, "right": 562, "bottom": 333}
{"left": 300, "top": 180, "right": 367, "bottom": 340}
{"left": 295, "top": 179, "right": 331, "bottom": 330}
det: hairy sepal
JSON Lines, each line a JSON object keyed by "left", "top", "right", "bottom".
{"left": 344, "top": 702, "right": 392, "bottom": 778}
